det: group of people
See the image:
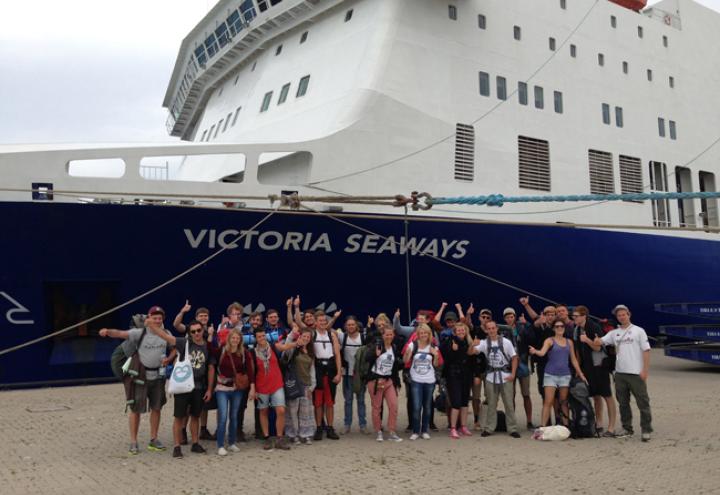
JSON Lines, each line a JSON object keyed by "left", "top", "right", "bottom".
{"left": 99, "top": 295, "right": 654, "bottom": 457}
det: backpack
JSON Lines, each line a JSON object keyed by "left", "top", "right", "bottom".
{"left": 351, "top": 344, "right": 373, "bottom": 394}
{"left": 340, "top": 331, "right": 366, "bottom": 370}
{"left": 110, "top": 327, "right": 147, "bottom": 379}
{"left": 485, "top": 337, "right": 512, "bottom": 372}
{"left": 567, "top": 378, "right": 598, "bottom": 438}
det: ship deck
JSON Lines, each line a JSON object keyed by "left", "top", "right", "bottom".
{"left": 1, "top": 349, "right": 718, "bottom": 494}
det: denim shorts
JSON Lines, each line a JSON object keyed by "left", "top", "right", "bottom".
{"left": 257, "top": 388, "right": 286, "bottom": 409}
{"left": 543, "top": 373, "right": 571, "bottom": 388}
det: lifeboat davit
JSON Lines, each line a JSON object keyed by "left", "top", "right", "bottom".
{"left": 609, "top": 0, "right": 647, "bottom": 11}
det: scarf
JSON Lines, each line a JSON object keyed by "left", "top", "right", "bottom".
{"left": 257, "top": 344, "right": 272, "bottom": 375}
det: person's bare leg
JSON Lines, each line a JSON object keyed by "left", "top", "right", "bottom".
{"left": 276, "top": 407, "right": 286, "bottom": 435}
{"left": 558, "top": 388, "right": 570, "bottom": 427}
{"left": 173, "top": 417, "right": 184, "bottom": 447}
{"left": 259, "top": 409, "right": 270, "bottom": 437}
{"left": 606, "top": 396, "right": 617, "bottom": 433}
{"left": 541, "top": 387, "right": 555, "bottom": 427}
{"left": 593, "top": 396, "right": 605, "bottom": 429}
{"left": 189, "top": 416, "right": 200, "bottom": 444}
{"left": 128, "top": 412, "right": 141, "bottom": 443}
{"left": 149, "top": 409, "right": 161, "bottom": 440}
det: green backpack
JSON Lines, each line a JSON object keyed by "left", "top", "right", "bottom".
{"left": 352, "top": 344, "right": 372, "bottom": 394}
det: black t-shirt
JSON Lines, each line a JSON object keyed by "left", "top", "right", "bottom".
{"left": 571, "top": 319, "right": 602, "bottom": 372}
{"left": 175, "top": 337, "right": 210, "bottom": 387}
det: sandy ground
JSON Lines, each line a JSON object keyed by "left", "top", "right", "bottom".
{"left": 1, "top": 349, "right": 719, "bottom": 495}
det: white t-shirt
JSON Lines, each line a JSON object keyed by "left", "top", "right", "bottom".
{"left": 474, "top": 337, "right": 517, "bottom": 384}
{"left": 601, "top": 324, "right": 650, "bottom": 375}
{"left": 338, "top": 331, "right": 364, "bottom": 376}
{"left": 372, "top": 348, "right": 395, "bottom": 377}
{"left": 313, "top": 330, "right": 335, "bottom": 360}
{"left": 409, "top": 345, "right": 436, "bottom": 384}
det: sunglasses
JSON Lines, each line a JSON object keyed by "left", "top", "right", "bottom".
{"left": 553, "top": 324, "right": 565, "bottom": 328}
{"left": 189, "top": 329, "right": 203, "bottom": 335}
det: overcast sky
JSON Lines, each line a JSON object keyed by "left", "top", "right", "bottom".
{"left": 1, "top": 0, "right": 719, "bottom": 145}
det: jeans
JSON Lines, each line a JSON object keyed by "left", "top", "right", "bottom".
{"left": 216, "top": 389, "right": 244, "bottom": 448}
{"left": 410, "top": 381, "right": 435, "bottom": 434}
{"left": 342, "top": 375, "right": 367, "bottom": 427}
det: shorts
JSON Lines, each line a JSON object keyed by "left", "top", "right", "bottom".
{"left": 515, "top": 375, "right": 530, "bottom": 397}
{"left": 203, "top": 393, "right": 217, "bottom": 411}
{"left": 173, "top": 388, "right": 205, "bottom": 418}
{"left": 313, "top": 375, "right": 336, "bottom": 408}
{"left": 257, "top": 388, "right": 286, "bottom": 410}
{"left": 543, "top": 373, "right": 571, "bottom": 389}
{"left": 130, "top": 378, "right": 166, "bottom": 414}
{"left": 471, "top": 374, "right": 484, "bottom": 400}
{"left": 446, "top": 374, "right": 472, "bottom": 410}
{"left": 587, "top": 367, "right": 612, "bottom": 398}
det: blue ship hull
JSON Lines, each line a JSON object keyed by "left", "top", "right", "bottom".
{"left": 1, "top": 201, "right": 718, "bottom": 387}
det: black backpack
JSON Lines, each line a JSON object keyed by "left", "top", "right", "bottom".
{"left": 567, "top": 378, "right": 598, "bottom": 438}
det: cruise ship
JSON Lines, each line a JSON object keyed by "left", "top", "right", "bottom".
{"left": 2, "top": 0, "right": 720, "bottom": 386}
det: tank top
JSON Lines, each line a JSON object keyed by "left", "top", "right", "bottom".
{"left": 545, "top": 339, "right": 571, "bottom": 376}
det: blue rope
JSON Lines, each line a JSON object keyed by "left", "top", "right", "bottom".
{"left": 430, "top": 191, "right": 720, "bottom": 207}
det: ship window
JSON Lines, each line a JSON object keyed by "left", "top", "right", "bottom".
{"left": 223, "top": 113, "right": 232, "bottom": 132}
{"left": 216, "top": 23, "right": 230, "bottom": 48}
{"left": 276, "top": 44, "right": 283, "bottom": 56}
{"left": 194, "top": 45, "right": 207, "bottom": 67}
{"left": 215, "top": 121, "right": 223, "bottom": 138}
{"left": 675, "top": 166, "right": 696, "bottom": 227}
{"left": 622, "top": 61, "right": 628, "bottom": 74}
{"left": 554, "top": 91, "right": 563, "bottom": 114}
{"left": 209, "top": 125, "right": 216, "bottom": 140}
{"left": 278, "top": 83, "right": 291, "bottom": 105}
{"left": 260, "top": 91, "right": 273, "bottom": 112}
{"left": 560, "top": 0, "right": 566, "bottom": 9}
{"left": 257, "top": 0, "right": 269, "bottom": 12}
{"left": 570, "top": 44, "right": 577, "bottom": 58}
{"left": 602, "top": 103, "right": 610, "bottom": 125}
{"left": 297, "top": 75, "right": 310, "bottom": 97}
{"left": 513, "top": 25, "right": 521, "bottom": 40}
{"left": 240, "top": 0, "right": 256, "bottom": 22}
{"left": 448, "top": 5, "right": 457, "bottom": 20}
{"left": 234, "top": 74, "right": 240, "bottom": 85}
{"left": 699, "top": 171, "right": 720, "bottom": 229}
{"left": 227, "top": 10, "right": 243, "bottom": 37}
{"left": 300, "top": 31, "right": 308, "bottom": 44}
{"left": 669, "top": 120, "right": 677, "bottom": 140}
{"left": 518, "top": 82, "right": 528, "bottom": 105}
{"left": 68, "top": 159, "right": 126, "bottom": 179}
{"left": 669, "top": 76, "right": 675, "bottom": 88}
{"left": 647, "top": 69, "right": 653, "bottom": 81}
{"left": 598, "top": 53, "right": 604, "bottom": 66}
{"left": 663, "top": 35, "right": 668, "bottom": 47}
{"left": 610, "top": 15, "right": 617, "bottom": 28}
{"left": 345, "top": 9, "right": 354, "bottom": 22}
{"left": 200, "top": 130, "right": 207, "bottom": 142}
{"left": 658, "top": 117, "right": 666, "bottom": 137}
{"left": 496, "top": 76, "right": 507, "bottom": 100}
{"left": 478, "top": 14, "right": 486, "bottom": 29}
{"left": 549, "top": 37, "right": 556, "bottom": 51}
{"left": 615, "top": 107, "right": 624, "bottom": 128}
{"left": 650, "top": 161, "right": 671, "bottom": 227}
{"left": 588, "top": 150, "right": 615, "bottom": 195}
{"left": 518, "top": 136, "right": 551, "bottom": 192}
{"left": 205, "top": 34, "right": 219, "bottom": 58}
{"left": 619, "top": 155, "right": 643, "bottom": 201}
{"left": 637, "top": 26, "right": 644, "bottom": 38}
{"left": 232, "top": 106, "right": 242, "bottom": 126}
{"left": 478, "top": 71, "right": 490, "bottom": 97}
{"left": 454, "top": 123, "right": 475, "bottom": 182}
{"left": 534, "top": 86, "right": 544, "bottom": 109}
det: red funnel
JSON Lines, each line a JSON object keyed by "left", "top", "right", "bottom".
{"left": 608, "top": 0, "right": 648, "bottom": 11}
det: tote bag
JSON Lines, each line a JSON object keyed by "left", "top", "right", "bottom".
{"left": 168, "top": 339, "right": 195, "bottom": 395}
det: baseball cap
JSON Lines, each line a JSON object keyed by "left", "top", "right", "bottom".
{"left": 147, "top": 306, "right": 165, "bottom": 316}
{"left": 503, "top": 307, "right": 516, "bottom": 316}
{"left": 612, "top": 304, "right": 630, "bottom": 315}
{"left": 479, "top": 308, "right": 493, "bottom": 317}
{"left": 444, "top": 311, "right": 458, "bottom": 322}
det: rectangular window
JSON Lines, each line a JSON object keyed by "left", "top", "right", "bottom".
{"left": 479, "top": 71, "right": 490, "bottom": 97}
{"left": 275, "top": 44, "right": 282, "bottom": 56}
{"left": 619, "top": 155, "right": 643, "bottom": 201}
{"left": 647, "top": 69, "right": 653, "bottom": 81}
{"left": 669, "top": 76, "right": 675, "bottom": 88}
{"left": 240, "top": 0, "right": 256, "bottom": 22}
{"left": 300, "top": 31, "right": 308, "bottom": 43}
{"left": 534, "top": 86, "right": 544, "bottom": 109}
{"left": 215, "top": 23, "right": 230, "bottom": 48}
{"left": 560, "top": 0, "right": 567, "bottom": 9}
{"left": 675, "top": 166, "right": 696, "bottom": 227}
{"left": 554, "top": 91, "right": 563, "bottom": 114}
{"left": 194, "top": 45, "right": 207, "bottom": 67}
{"left": 669, "top": 120, "right": 677, "bottom": 140}
{"left": 518, "top": 82, "right": 528, "bottom": 105}
{"left": 622, "top": 61, "right": 628, "bottom": 74}
{"left": 231, "top": 106, "right": 242, "bottom": 126}
{"left": 514, "top": 25, "right": 522, "bottom": 40}
{"left": 638, "top": 26, "right": 644, "bottom": 38}
{"left": 478, "top": 14, "right": 486, "bottom": 29}
{"left": 205, "top": 34, "right": 219, "bottom": 58}
{"left": 602, "top": 103, "right": 611, "bottom": 125}
{"left": 598, "top": 53, "right": 604, "bottom": 66}
{"left": 518, "top": 136, "right": 551, "bottom": 191}
{"left": 345, "top": 9, "right": 354, "bottom": 22}
{"left": 496, "top": 76, "right": 507, "bottom": 100}
{"left": 278, "top": 83, "right": 291, "bottom": 105}
{"left": 658, "top": 117, "right": 666, "bottom": 137}
{"left": 448, "top": 5, "right": 457, "bottom": 20}
{"left": 227, "top": 10, "right": 243, "bottom": 37}
{"left": 223, "top": 113, "right": 232, "bottom": 132}
{"left": 260, "top": 91, "right": 273, "bottom": 112}
{"left": 296, "top": 75, "right": 310, "bottom": 97}
{"left": 215, "top": 120, "right": 223, "bottom": 138}
{"left": 588, "top": 149, "right": 615, "bottom": 195}
{"left": 454, "top": 123, "right": 475, "bottom": 182}
{"left": 615, "top": 107, "right": 624, "bottom": 128}
{"left": 611, "top": 16, "right": 617, "bottom": 28}
{"left": 663, "top": 35, "right": 668, "bottom": 47}
{"left": 549, "top": 37, "right": 556, "bottom": 51}
{"left": 650, "top": 161, "right": 671, "bottom": 227}
{"left": 570, "top": 44, "right": 577, "bottom": 58}
{"left": 699, "top": 171, "right": 720, "bottom": 229}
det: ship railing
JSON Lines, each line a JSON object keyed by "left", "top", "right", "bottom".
{"left": 643, "top": 7, "right": 682, "bottom": 30}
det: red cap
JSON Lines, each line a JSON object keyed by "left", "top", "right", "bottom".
{"left": 147, "top": 306, "right": 165, "bottom": 316}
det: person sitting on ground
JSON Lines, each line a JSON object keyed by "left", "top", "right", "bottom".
{"left": 366, "top": 323, "right": 403, "bottom": 442}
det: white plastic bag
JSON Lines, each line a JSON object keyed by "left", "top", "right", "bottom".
{"left": 168, "top": 339, "right": 195, "bottom": 395}
{"left": 532, "top": 425, "right": 571, "bottom": 441}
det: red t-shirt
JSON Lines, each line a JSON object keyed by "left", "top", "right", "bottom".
{"left": 253, "top": 345, "right": 284, "bottom": 395}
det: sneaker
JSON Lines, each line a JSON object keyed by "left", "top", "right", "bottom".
{"left": 526, "top": 422, "right": 536, "bottom": 430}
{"left": 263, "top": 438, "right": 275, "bottom": 451}
{"left": 276, "top": 437, "right": 291, "bottom": 450}
{"left": 376, "top": 431, "right": 384, "bottom": 442}
{"left": 429, "top": 423, "right": 439, "bottom": 432}
{"left": 313, "top": 428, "right": 323, "bottom": 441}
{"left": 409, "top": 433, "right": 419, "bottom": 441}
{"left": 147, "top": 439, "right": 166, "bottom": 452}
{"left": 615, "top": 429, "right": 633, "bottom": 439}
{"left": 421, "top": 433, "right": 431, "bottom": 440}
{"left": 172, "top": 446, "right": 183, "bottom": 458}
{"left": 602, "top": 430, "right": 617, "bottom": 438}
{"left": 460, "top": 426, "right": 473, "bottom": 437}
{"left": 343, "top": 426, "right": 351, "bottom": 435}
{"left": 449, "top": 428, "right": 460, "bottom": 439}
{"left": 510, "top": 432, "right": 521, "bottom": 439}
{"left": 181, "top": 429, "right": 188, "bottom": 445}
{"left": 301, "top": 437, "right": 312, "bottom": 445}
{"left": 388, "top": 432, "right": 402, "bottom": 442}
{"left": 359, "top": 426, "right": 369, "bottom": 435}
{"left": 217, "top": 447, "right": 228, "bottom": 456}
{"left": 293, "top": 436, "right": 301, "bottom": 445}
{"left": 190, "top": 443, "right": 206, "bottom": 454}
{"left": 128, "top": 443, "right": 140, "bottom": 456}
{"left": 474, "top": 422, "right": 482, "bottom": 431}
{"left": 237, "top": 431, "right": 248, "bottom": 443}
{"left": 480, "top": 431, "right": 492, "bottom": 437}
{"left": 326, "top": 427, "right": 340, "bottom": 440}
{"left": 641, "top": 432, "right": 651, "bottom": 442}
{"left": 229, "top": 444, "right": 241, "bottom": 452}
{"left": 199, "top": 428, "right": 215, "bottom": 441}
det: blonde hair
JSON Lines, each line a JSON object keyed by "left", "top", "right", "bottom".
{"left": 224, "top": 328, "right": 245, "bottom": 361}
{"left": 415, "top": 324, "right": 433, "bottom": 346}
{"left": 454, "top": 322, "right": 473, "bottom": 346}
{"left": 375, "top": 313, "right": 391, "bottom": 327}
